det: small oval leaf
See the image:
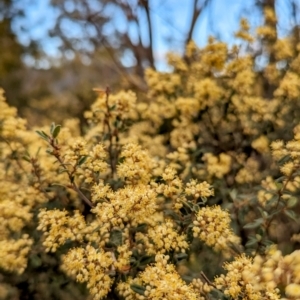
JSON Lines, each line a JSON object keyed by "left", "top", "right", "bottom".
{"left": 36, "top": 130, "right": 49, "bottom": 141}
{"left": 139, "top": 255, "right": 154, "bottom": 266}
{"left": 284, "top": 210, "right": 298, "bottom": 222}
{"left": 50, "top": 122, "right": 56, "bottom": 134}
{"left": 130, "top": 284, "right": 146, "bottom": 295}
{"left": 52, "top": 125, "right": 61, "bottom": 138}
{"left": 243, "top": 218, "right": 264, "bottom": 229}
{"left": 78, "top": 155, "right": 89, "bottom": 166}
{"left": 175, "top": 253, "right": 188, "bottom": 261}
{"left": 245, "top": 238, "right": 258, "bottom": 248}
{"left": 287, "top": 197, "right": 298, "bottom": 208}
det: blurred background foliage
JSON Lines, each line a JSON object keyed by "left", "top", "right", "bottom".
{"left": 1, "top": 0, "right": 299, "bottom": 125}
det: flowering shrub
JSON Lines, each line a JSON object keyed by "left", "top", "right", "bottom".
{"left": 2, "top": 8, "right": 300, "bottom": 300}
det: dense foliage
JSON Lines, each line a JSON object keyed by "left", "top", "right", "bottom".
{"left": 2, "top": 8, "right": 300, "bottom": 300}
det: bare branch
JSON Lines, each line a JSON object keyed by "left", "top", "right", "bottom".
{"left": 184, "top": 0, "right": 211, "bottom": 47}
{"left": 140, "top": 0, "right": 155, "bottom": 68}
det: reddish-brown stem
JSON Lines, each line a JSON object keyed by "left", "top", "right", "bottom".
{"left": 49, "top": 138, "right": 94, "bottom": 208}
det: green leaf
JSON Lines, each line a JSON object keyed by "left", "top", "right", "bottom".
{"left": 130, "top": 284, "right": 146, "bottom": 295}
{"left": 255, "top": 234, "right": 262, "bottom": 241}
{"left": 130, "top": 256, "right": 137, "bottom": 265}
{"left": 113, "top": 119, "right": 120, "bottom": 128}
{"left": 22, "top": 155, "right": 31, "bottom": 162}
{"left": 50, "top": 122, "right": 56, "bottom": 135}
{"left": 284, "top": 210, "right": 298, "bottom": 222}
{"left": 135, "top": 223, "right": 147, "bottom": 232}
{"left": 36, "top": 130, "right": 49, "bottom": 141}
{"left": 182, "top": 201, "right": 193, "bottom": 210}
{"left": 265, "top": 195, "right": 279, "bottom": 208}
{"left": 58, "top": 168, "right": 68, "bottom": 174}
{"left": 278, "top": 154, "right": 290, "bottom": 165}
{"left": 50, "top": 183, "right": 67, "bottom": 188}
{"left": 109, "top": 104, "right": 116, "bottom": 111}
{"left": 109, "top": 230, "right": 123, "bottom": 246}
{"left": 102, "top": 132, "right": 111, "bottom": 141}
{"left": 267, "top": 209, "right": 281, "bottom": 219}
{"left": 30, "top": 255, "right": 42, "bottom": 268}
{"left": 261, "top": 239, "right": 274, "bottom": 247}
{"left": 78, "top": 155, "right": 89, "bottom": 166}
{"left": 257, "top": 207, "right": 268, "bottom": 218}
{"left": 174, "top": 253, "right": 188, "bottom": 261}
{"left": 287, "top": 197, "right": 298, "bottom": 208}
{"left": 274, "top": 176, "right": 286, "bottom": 183}
{"left": 35, "top": 147, "right": 41, "bottom": 156}
{"left": 243, "top": 218, "right": 264, "bottom": 229}
{"left": 245, "top": 235, "right": 258, "bottom": 248}
{"left": 46, "top": 149, "right": 53, "bottom": 155}
{"left": 229, "top": 189, "right": 237, "bottom": 200}
{"left": 52, "top": 125, "right": 61, "bottom": 138}
{"left": 139, "top": 255, "right": 154, "bottom": 267}
{"left": 164, "top": 209, "right": 181, "bottom": 221}
{"left": 200, "top": 196, "right": 207, "bottom": 203}
{"left": 182, "top": 215, "right": 193, "bottom": 226}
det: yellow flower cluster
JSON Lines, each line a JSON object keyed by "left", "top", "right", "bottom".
{"left": 92, "top": 183, "right": 158, "bottom": 229}
{"left": 185, "top": 179, "right": 213, "bottom": 199}
{"left": 0, "top": 89, "right": 27, "bottom": 139}
{"left": 136, "top": 219, "right": 189, "bottom": 255}
{"left": 251, "top": 135, "right": 269, "bottom": 154}
{"left": 241, "top": 246, "right": 300, "bottom": 299}
{"left": 256, "top": 25, "right": 277, "bottom": 40}
{"left": 273, "top": 38, "right": 294, "bottom": 61}
{"left": 117, "top": 143, "right": 154, "bottom": 184}
{"left": 166, "top": 147, "right": 190, "bottom": 173}
{"left": 152, "top": 166, "right": 184, "bottom": 211}
{"left": 0, "top": 235, "right": 33, "bottom": 274}
{"left": 62, "top": 245, "right": 114, "bottom": 300}
{"left": 85, "top": 90, "right": 137, "bottom": 126}
{"left": 175, "top": 97, "right": 200, "bottom": 118}
{"left": 117, "top": 254, "right": 201, "bottom": 300}
{"left": 257, "top": 176, "right": 278, "bottom": 207}
{"left": 193, "top": 206, "right": 240, "bottom": 255}
{"left": 145, "top": 68, "right": 181, "bottom": 96}
{"left": 235, "top": 18, "right": 254, "bottom": 43}
{"left": 124, "top": 121, "right": 168, "bottom": 158}
{"left": 114, "top": 241, "right": 132, "bottom": 273}
{"left": 194, "top": 78, "right": 224, "bottom": 110}
{"left": 64, "top": 138, "right": 88, "bottom": 167}
{"left": 215, "top": 253, "right": 280, "bottom": 299}
{"left": 199, "top": 37, "right": 227, "bottom": 72}
{"left": 126, "top": 7, "right": 300, "bottom": 190}
{"left": 91, "top": 180, "right": 112, "bottom": 203}
{"left": 190, "top": 278, "right": 213, "bottom": 300}
{"left": 0, "top": 89, "right": 52, "bottom": 275}
{"left": 202, "top": 153, "right": 232, "bottom": 179}
{"left": 33, "top": 123, "right": 224, "bottom": 299}
{"left": 80, "top": 143, "right": 108, "bottom": 184}
{"left": 275, "top": 72, "right": 300, "bottom": 100}
{"left": 0, "top": 186, "right": 32, "bottom": 236}
{"left": 235, "top": 157, "right": 261, "bottom": 184}
{"left": 37, "top": 209, "right": 86, "bottom": 252}
{"left": 271, "top": 126, "right": 300, "bottom": 177}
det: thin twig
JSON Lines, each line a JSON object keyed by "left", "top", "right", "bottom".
{"left": 200, "top": 271, "right": 217, "bottom": 289}
{"left": 49, "top": 138, "right": 94, "bottom": 208}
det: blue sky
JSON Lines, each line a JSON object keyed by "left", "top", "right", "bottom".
{"left": 13, "top": 0, "right": 299, "bottom": 70}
